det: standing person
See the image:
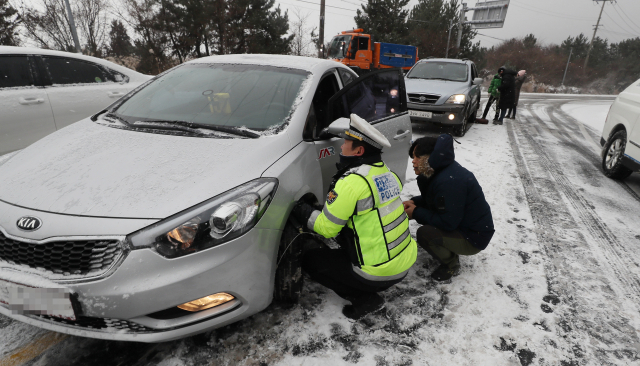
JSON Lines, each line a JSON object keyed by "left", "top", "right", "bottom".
{"left": 482, "top": 67, "right": 504, "bottom": 122}
{"left": 403, "top": 135, "right": 494, "bottom": 281}
{"left": 496, "top": 69, "right": 517, "bottom": 124}
{"left": 506, "top": 70, "right": 526, "bottom": 119}
{"left": 292, "top": 114, "right": 417, "bottom": 319}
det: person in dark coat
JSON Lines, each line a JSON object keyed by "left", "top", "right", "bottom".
{"left": 496, "top": 69, "right": 517, "bottom": 124}
{"left": 506, "top": 71, "right": 526, "bottom": 119}
{"left": 403, "top": 135, "right": 495, "bottom": 281}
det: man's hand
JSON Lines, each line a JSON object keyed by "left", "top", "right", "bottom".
{"left": 402, "top": 200, "right": 415, "bottom": 210}
{"left": 404, "top": 201, "right": 416, "bottom": 220}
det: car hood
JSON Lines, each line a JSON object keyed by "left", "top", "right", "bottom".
{"left": 405, "top": 78, "right": 470, "bottom": 104}
{"left": 0, "top": 119, "right": 292, "bottom": 219}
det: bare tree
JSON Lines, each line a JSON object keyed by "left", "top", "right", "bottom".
{"left": 76, "top": 0, "right": 108, "bottom": 56}
{"left": 19, "top": 0, "right": 109, "bottom": 54}
{"left": 19, "top": 0, "right": 76, "bottom": 51}
{"left": 289, "top": 7, "right": 317, "bottom": 57}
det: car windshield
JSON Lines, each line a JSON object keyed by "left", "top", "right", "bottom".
{"left": 327, "top": 35, "right": 352, "bottom": 59}
{"left": 112, "top": 63, "right": 309, "bottom": 133}
{"left": 407, "top": 62, "right": 468, "bottom": 82}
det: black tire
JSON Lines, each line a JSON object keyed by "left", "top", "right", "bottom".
{"left": 273, "top": 223, "right": 304, "bottom": 304}
{"left": 602, "top": 130, "right": 633, "bottom": 180}
{"left": 453, "top": 104, "right": 470, "bottom": 137}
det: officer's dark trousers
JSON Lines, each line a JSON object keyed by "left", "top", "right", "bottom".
{"left": 416, "top": 225, "right": 480, "bottom": 270}
{"left": 482, "top": 95, "right": 500, "bottom": 120}
{"left": 302, "top": 247, "right": 402, "bottom": 300}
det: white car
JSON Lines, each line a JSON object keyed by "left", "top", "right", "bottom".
{"left": 600, "top": 78, "right": 640, "bottom": 180}
{"left": 0, "top": 46, "right": 150, "bottom": 156}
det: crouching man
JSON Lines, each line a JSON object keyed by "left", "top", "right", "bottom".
{"left": 403, "top": 135, "right": 494, "bottom": 281}
{"left": 292, "top": 114, "right": 417, "bottom": 319}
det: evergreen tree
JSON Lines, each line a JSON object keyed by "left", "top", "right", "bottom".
{"left": 354, "top": 0, "right": 409, "bottom": 44}
{"left": 0, "top": 0, "right": 20, "bottom": 46}
{"left": 406, "top": 0, "right": 478, "bottom": 59}
{"left": 108, "top": 20, "right": 133, "bottom": 57}
{"left": 523, "top": 34, "right": 537, "bottom": 49}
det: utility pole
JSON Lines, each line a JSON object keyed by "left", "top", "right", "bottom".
{"left": 63, "top": 0, "right": 82, "bottom": 53}
{"left": 456, "top": 3, "right": 467, "bottom": 54}
{"left": 445, "top": 20, "right": 455, "bottom": 58}
{"left": 562, "top": 47, "right": 572, "bottom": 86}
{"left": 584, "top": 0, "right": 610, "bottom": 71}
{"left": 318, "top": 0, "right": 325, "bottom": 58}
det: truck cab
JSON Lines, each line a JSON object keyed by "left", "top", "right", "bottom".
{"left": 327, "top": 29, "right": 417, "bottom": 75}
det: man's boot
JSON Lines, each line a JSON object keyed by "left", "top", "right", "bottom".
{"left": 430, "top": 258, "right": 460, "bottom": 281}
{"left": 342, "top": 293, "right": 385, "bottom": 320}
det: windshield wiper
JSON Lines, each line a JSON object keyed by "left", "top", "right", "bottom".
{"left": 131, "top": 120, "right": 260, "bottom": 139}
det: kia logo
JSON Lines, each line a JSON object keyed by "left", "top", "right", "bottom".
{"left": 16, "top": 216, "right": 42, "bottom": 231}
{"left": 419, "top": 96, "right": 426, "bottom": 102}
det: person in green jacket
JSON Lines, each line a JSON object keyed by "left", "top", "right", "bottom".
{"left": 292, "top": 114, "right": 417, "bottom": 320}
{"left": 481, "top": 66, "right": 504, "bottom": 121}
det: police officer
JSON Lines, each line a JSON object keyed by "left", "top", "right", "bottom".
{"left": 292, "top": 114, "right": 417, "bottom": 319}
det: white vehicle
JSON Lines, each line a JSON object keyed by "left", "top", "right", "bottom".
{"left": 0, "top": 46, "right": 150, "bottom": 156}
{"left": 600, "top": 78, "right": 640, "bottom": 180}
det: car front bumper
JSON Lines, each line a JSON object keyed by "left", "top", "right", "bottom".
{"left": 407, "top": 103, "right": 466, "bottom": 125}
{"left": 0, "top": 201, "right": 280, "bottom": 342}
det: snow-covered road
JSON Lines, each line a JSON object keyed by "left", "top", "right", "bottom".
{"left": 2, "top": 94, "right": 639, "bottom": 366}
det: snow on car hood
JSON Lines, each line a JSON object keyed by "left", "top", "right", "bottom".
{"left": 405, "top": 78, "right": 472, "bottom": 105}
{"left": 0, "top": 119, "right": 292, "bottom": 219}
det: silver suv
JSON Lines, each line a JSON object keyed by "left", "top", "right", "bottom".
{"left": 0, "top": 55, "right": 412, "bottom": 342}
{"left": 404, "top": 58, "right": 482, "bottom": 136}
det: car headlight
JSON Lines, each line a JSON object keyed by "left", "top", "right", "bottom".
{"left": 128, "top": 178, "right": 278, "bottom": 258}
{"left": 445, "top": 94, "right": 466, "bottom": 104}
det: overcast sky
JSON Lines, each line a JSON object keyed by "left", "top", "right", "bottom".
{"left": 277, "top": 0, "right": 640, "bottom": 50}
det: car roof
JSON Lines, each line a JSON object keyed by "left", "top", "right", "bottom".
{"left": 188, "top": 54, "right": 350, "bottom": 75}
{"left": 0, "top": 46, "right": 147, "bottom": 79}
{"left": 417, "top": 58, "right": 471, "bottom": 65}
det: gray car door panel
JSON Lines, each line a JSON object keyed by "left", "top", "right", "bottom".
{"left": 327, "top": 68, "right": 411, "bottom": 184}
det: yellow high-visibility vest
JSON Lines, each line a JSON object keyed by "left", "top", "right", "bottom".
{"left": 309, "top": 162, "right": 417, "bottom": 281}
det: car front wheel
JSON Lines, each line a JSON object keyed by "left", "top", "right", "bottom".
{"left": 273, "top": 223, "right": 304, "bottom": 304}
{"left": 602, "top": 130, "right": 633, "bottom": 180}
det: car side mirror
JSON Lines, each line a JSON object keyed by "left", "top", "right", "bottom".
{"left": 320, "top": 117, "right": 350, "bottom": 139}
{"left": 473, "top": 78, "right": 483, "bottom": 86}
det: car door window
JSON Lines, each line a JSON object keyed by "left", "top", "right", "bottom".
{"left": 303, "top": 72, "right": 340, "bottom": 140}
{"left": 338, "top": 68, "right": 357, "bottom": 86}
{"left": 0, "top": 56, "right": 34, "bottom": 88}
{"left": 42, "top": 57, "right": 108, "bottom": 85}
{"left": 357, "top": 37, "right": 369, "bottom": 51}
{"left": 327, "top": 68, "right": 407, "bottom": 124}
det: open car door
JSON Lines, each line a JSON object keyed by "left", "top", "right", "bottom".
{"left": 327, "top": 68, "right": 412, "bottom": 183}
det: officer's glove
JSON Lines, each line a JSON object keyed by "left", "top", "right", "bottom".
{"left": 291, "top": 200, "right": 316, "bottom": 227}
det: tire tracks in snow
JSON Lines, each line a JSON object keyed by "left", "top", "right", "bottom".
{"left": 510, "top": 103, "right": 640, "bottom": 364}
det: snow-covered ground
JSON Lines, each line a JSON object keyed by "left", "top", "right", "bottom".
{"left": 1, "top": 97, "right": 638, "bottom": 366}
{"left": 560, "top": 100, "right": 612, "bottom": 134}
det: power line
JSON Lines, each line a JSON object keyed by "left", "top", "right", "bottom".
{"left": 615, "top": 2, "right": 640, "bottom": 33}
{"left": 608, "top": 4, "right": 640, "bottom": 34}
{"left": 509, "top": 0, "right": 592, "bottom": 21}
{"left": 296, "top": 0, "right": 357, "bottom": 12}
{"left": 476, "top": 33, "right": 506, "bottom": 41}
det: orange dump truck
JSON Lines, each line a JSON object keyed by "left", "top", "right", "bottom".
{"left": 326, "top": 29, "right": 419, "bottom": 74}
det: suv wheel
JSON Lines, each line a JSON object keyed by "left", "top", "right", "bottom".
{"left": 273, "top": 223, "right": 304, "bottom": 304}
{"left": 453, "top": 105, "right": 470, "bottom": 137}
{"left": 602, "top": 130, "right": 633, "bottom": 180}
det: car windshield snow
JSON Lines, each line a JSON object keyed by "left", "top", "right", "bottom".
{"left": 111, "top": 63, "right": 309, "bottom": 133}
{"left": 327, "top": 35, "right": 352, "bottom": 59}
{"left": 407, "top": 62, "right": 468, "bottom": 82}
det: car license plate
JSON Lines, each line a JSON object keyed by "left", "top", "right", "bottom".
{"left": 0, "top": 279, "right": 76, "bottom": 320}
{"left": 409, "top": 110, "right": 432, "bottom": 118}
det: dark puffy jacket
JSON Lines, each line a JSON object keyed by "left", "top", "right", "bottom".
{"left": 411, "top": 134, "right": 495, "bottom": 250}
{"left": 497, "top": 69, "right": 517, "bottom": 108}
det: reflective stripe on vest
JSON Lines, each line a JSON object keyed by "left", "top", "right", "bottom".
{"left": 347, "top": 164, "right": 412, "bottom": 271}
